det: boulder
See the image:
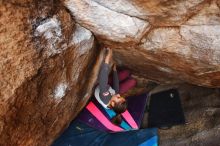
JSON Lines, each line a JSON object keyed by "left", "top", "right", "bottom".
{"left": 65, "top": 0, "right": 150, "bottom": 44}
{"left": 0, "top": 1, "right": 103, "bottom": 145}
{"left": 1, "top": 0, "right": 220, "bottom": 145}
{"left": 91, "top": 0, "right": 207, "bottom": 25}
{"left": 65, "top": 0, "right": 220, "bottom": 87}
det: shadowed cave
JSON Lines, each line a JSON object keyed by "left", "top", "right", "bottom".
{"left": 0, "top": 0, "right": 220, "bottom": 145}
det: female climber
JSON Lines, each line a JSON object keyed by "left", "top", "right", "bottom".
{"left": 94, "top": 47, "right": 128, "bottom": 125}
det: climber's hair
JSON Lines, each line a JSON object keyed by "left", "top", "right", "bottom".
{"left": 111, "top": 101, "right": 127, "bottom": 125}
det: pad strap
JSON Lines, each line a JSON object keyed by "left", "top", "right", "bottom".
{"left": 86, "top": 102, "right": 123, "bottom": 132}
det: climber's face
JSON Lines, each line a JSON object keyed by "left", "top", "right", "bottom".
{"left": 109, "top": 94, "right": 125, "bottom": 107}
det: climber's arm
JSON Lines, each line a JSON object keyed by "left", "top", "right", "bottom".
{"left": 99, "top": 62, "right": 110, "bottom": 96}
{"left": 99, "top": 48, "right": 112, "bottom": 97}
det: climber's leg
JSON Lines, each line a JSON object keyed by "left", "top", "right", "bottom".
{"left": 108, "top": 69, "right": 130, "bottom": 85}
{"left": 119, "top": 77, "right": 137, "bottom": 94}
{"left": 118, "top": 70, "right": 130, "bottom": 82}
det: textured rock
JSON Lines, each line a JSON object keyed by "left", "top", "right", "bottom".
{"left": 65, "top": 0, "right": 150, "bottom": 44}
{"left": 91, "top": 0, "right": 207, "bottom": 26}
{"left": 0, "top": 1, "right": 103, "bottom": 146}
{"left": 65, "top": 0, "right": 220, "bottom": 87}
{"left": 1, "top": 0, "right": 220, "bottom": 146}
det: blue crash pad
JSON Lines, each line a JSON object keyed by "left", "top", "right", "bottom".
{"left": 52, "top": 120, "right": 158, "bottom": 146}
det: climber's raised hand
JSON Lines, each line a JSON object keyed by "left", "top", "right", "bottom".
{"left": 104, "top": 47, "right": 112, "bottom": 64}
{"left": 113, "top": 62, "right": 117, "bottom": 71}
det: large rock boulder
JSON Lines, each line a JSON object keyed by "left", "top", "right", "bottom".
{"left": 0, "top": 1, "right": 103, "bottom": 145}
{"left": 65, "top": 0, "right": 220, "bottom": 87}
{"left": 65, "top": 0, "right": 150, "bottom": 44}
{"left": 1, "top": 0, "right": 220, "bottom": 145}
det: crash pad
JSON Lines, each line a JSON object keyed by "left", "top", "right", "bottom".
{"left": 76, "top": 93, "right": 148, "bottom": 132}
{"left": 52, "top": 120, "right": 158, "bottom": 146}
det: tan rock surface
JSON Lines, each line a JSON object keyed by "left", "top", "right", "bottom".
{"left": 65, "top": 0, "right": 220, "bottom": 87}
{"left": 0, "top": 1, "right": 103, "bottom": 145}
{"left": 92, "top": 0, "right": 207, "bottom": 26}
{"left": 65, "top": 0, "right": 150, "bottom": 44}
{"left": 1, "top": 0, "right": 220, "bottom": 145}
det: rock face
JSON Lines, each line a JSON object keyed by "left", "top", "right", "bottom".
{"left": 1, "top": 0, "right": 220, "bottom": 146}
{"left": 65, "top": 0, "right": 220, "bottom": 87}
{"left": 65, "top": 0, "right": 150, "bottom": 44}
{"left": 0, "top": 1, "right": 103, "bottom": 145}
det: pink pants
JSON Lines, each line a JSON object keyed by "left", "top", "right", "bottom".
{"left": 109, "top": 70, "right": 136, "bottom": 94}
